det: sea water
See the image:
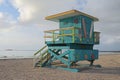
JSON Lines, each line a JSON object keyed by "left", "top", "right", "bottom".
{"left": 0, "top": 50, "right": 36, "bottom": 59}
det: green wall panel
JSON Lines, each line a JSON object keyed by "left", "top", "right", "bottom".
{"left": 59, "top": 15, "right": 94, "bottom": 44}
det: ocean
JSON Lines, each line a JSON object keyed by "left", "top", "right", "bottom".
{"left": 0, "top": 50, "right": 36, "bottom": 59}
{"left": 0, "top": 50, "right": 120, "bottom": 59}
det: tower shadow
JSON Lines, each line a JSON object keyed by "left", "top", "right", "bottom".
{"left": 80, "top": 67, "right": 120, "bottom": 75}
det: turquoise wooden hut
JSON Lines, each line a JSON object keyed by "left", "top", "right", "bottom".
{"left": 34, "top": 10, "right": 100, "bottom": 72}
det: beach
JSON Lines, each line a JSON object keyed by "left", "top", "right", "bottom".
{"left": 0, "top": 54, "right": 120, "bottom": 80}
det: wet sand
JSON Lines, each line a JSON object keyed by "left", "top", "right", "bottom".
{"left": 0, "top": 54, "right": 120, "bottom": 80}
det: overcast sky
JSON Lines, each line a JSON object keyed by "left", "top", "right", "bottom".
{"left": 0, "top": 0, "right": 120, "bottom": 51}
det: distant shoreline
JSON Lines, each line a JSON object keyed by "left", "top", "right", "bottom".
{"left": 0, "top": 56, "right": 33, "bottom": 60}
{"left": 0, "top": 50, "right": 37, "bottom": 51}
{"left": 100, "top": 51, "right": 120, "bottom": 52}
{"left": 0, "top": 50, "right": 120, "bottom": 52}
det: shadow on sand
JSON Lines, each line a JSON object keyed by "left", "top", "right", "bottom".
{"left": 80, "top": 67, "right": 120, "bottom": 75}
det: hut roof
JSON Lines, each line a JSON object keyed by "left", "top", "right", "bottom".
{"left": 45, "top": 10, "right": 99, "bottom": 22}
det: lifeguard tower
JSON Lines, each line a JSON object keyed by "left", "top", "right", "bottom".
{"left": 34, "top": 10, "right": 100, "bottom": 72}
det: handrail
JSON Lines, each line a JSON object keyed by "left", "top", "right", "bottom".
{"left": 44, "top": 27, "right": 80, "bottom": 43}
{"left": 44, "top": 27, "right": 79, "bottom": 33}
{"left": 33, "top": 45, "right": 48, "bottom": 67}
{"left": 34, "top": 45, "right": 47, "bottom": 56}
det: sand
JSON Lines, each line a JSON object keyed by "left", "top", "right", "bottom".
{"left": 0, "top": 54, "right": 120, "bottom": 80}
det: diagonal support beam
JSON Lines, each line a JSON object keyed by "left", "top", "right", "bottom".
{"left": 59, "top": 50, "right": 69, "bottom": 58}
{"left": 48, "top": 49, "right": 69, "bottom": 66}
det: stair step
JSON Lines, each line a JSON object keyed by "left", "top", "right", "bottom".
{"left": 34, "top": 46, "right": 62, "bottom": 67}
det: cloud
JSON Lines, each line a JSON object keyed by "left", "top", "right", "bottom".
{"left": 11, "top": 0, "right": 76, "bottom": 24}
{"left": 75, "top": 0, "right": 87, "bottom": 10}
{"left": 0, "top": 12, "right": 16, "bottom": 33}
{"left": 0, "top": 13, "right": 42, "bottom": 50}
{"left": 0, "top": 0, "right": 120, "bottom": 51}
{"left": 0, "top": 12, "right": 3, "bottom": 18}
{"left": 0, "top": 0, "right": 3, "bottom": 4}
{"left": 78, "top": 0, "right": 120, "bottom": 50}
{"left": 81, "top": 0, "right": 120, "bottom": 24}
{"left": 0, "top": 0, "right": 77, "bottom": 50}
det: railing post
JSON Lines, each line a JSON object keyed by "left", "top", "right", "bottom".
{"left": 52, "top": 31, "right": 55, "bottom": 43}
{"left": 61, "top": 30, "right": 64, "bottom": 43}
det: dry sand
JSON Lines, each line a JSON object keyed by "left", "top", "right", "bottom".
{"left": 0, "top": 54, "right": 120, "bottom": 80}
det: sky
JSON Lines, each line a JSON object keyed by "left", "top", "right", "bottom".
{"left": 0, "top": 0, "right": 120, "bottom": 51}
